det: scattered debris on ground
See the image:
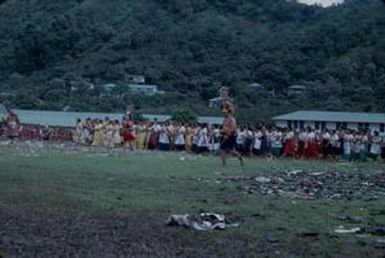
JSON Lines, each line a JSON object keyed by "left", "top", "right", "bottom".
{"left": 214, "top": 170, "right": 385, "bottom": 200}
{"left": 166, "top": 213, "right": 239, "bottom": 231}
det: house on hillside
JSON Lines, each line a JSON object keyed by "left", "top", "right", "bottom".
{"left": 288, "top": 85, "right": 306, "bottom": 95}
{"left": 127, "top": 84, "right": 164, "bottom": 96}
{"left": 250, "top": 83, "right": 265, "bottom": 91}
{"left": 272, "top": 110, "right": 385, "bottom": 132}
{"left": 125, "top": 74, "right": 145, "bottom": 84}
{"left": 100, "top": 83, "right": 117, "bottom": 96}
{"left": 121, "top": 74, "right": 164, "bottom": 96}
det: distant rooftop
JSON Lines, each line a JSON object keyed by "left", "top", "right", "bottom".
{"left": 288, "top": 85, "right": 306, "bottom": 90}
{"left": 250, "top": 83, "right": 263, "bottom": 88}
{"left": 272, "top": 111, "right": 385, "bottom": 124}
{"left": 15, "top": 109, "right": 124, "bottom": 127}
{"left": 198, "top": 116, "right": 223, "bottom": 125}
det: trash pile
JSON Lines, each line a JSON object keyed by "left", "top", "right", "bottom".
{"left": 219, "top": 170, "right": 385, "bottom": 200}
{"left": 166, "top": 213, "right": 239, "bottom": 231}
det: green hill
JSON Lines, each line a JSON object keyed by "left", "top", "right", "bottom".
{"left": 0, "top": 0, "right": 384, "bottom": 121}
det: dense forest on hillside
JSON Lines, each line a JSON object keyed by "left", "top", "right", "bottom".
{"left": 0, "top": 0, "right": 384, "bottom": 121}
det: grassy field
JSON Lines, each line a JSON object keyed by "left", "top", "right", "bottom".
{"left": 0, "top": 143, "right": 385, "bottom": 257}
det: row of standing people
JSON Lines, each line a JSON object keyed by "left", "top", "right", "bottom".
{"left": 73, "top": 117, "right": 221, "bottom": 152}
{"left": 74, "top": 117, "right": 385, "bottom": 161}
{"left": 235, "top": 126, "right": 385, "bottom": 161}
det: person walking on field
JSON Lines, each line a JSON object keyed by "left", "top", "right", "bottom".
{"left": 220, "top": 100, "right": 244, "bottom": 174}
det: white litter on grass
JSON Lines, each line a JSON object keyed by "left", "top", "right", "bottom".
{"left": 286, "top": 169, "right": 304, "bottom": 176}
{"left": 309, "top": 172, "right": 327, "bottom": 176}
{"left": 334, "top": 226, "right": 362, "bottom": 234}
{"left": 254, "top": 176, "right": 271, "bottom": 183}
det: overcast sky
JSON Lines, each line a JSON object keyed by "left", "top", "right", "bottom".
{"left": 297, "top": 0, "right": 344, "bottom": 7}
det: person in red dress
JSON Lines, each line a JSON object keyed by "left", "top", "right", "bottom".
{"left": 122, "top": 114, "right": 136, "bottom": 150}
{"left": 283, "top": 129, "right": 296, "bottom": 157}
{"left": 304, "top": 127, "right": 319, "bottom": 159}
{"left": 296, "top": 129, "right": 306, "bottom": 159}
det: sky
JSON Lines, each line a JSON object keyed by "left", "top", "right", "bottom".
{"left": 297, "top": 0, "right": 344, "bottom": 7}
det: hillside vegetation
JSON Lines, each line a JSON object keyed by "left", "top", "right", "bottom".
{"left": 0, "top": 0, "right": 384, "bottom": 121}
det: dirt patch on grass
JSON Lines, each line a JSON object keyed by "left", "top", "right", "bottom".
{"left": 0, "top": 205, "right": 263, "bottom": 257}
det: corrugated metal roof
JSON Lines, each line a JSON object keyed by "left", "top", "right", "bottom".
{"left": 272, "top": 111, "right": 385, "bottom": 123}
{"left": 198, "top": 116, "right": 223, "bottom": 125}
{"left": 15, "top": 109, "right": 125, "bottom": 127}
{"left": 142, "top": 114, "right": 171, "bottom": 122}
{"left": 289, "top": 85, "right": 306, "bottom": 89}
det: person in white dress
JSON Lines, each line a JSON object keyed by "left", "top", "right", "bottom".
{"left": 253, "top": 128, "right": 263, "bottom": 156}
{"left": 174, "top": 123, "right": 186, "bottom": 151}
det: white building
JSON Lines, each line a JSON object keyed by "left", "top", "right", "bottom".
{"left": 272, "top": 111, "right": 385, "bottom": 132}
{"left": 125, "top": 75, "right": 145, "bottom": 84}
{"left": 128, "top": 84, "right": 164, "bottom": 96}
{"left": 250, "top": 83, "right": 264, "bottom": 91}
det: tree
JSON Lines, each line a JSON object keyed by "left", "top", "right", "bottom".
{"left": 172, "top": 109, "right": 197, "bottom": 124}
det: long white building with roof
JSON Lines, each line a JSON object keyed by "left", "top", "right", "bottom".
{"left": 11, "top": 109, "right": 223, "bottom": 127}
{"left": 272, "top": 111, "right": 385, "bottom": 132}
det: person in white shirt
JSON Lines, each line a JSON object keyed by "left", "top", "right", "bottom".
{"left": 330, "top": 130, "right": 340, "bottom": 160}
{"left": 359, "top": 131, "right": 369, "bottom": 161}
{"left": 253, "top": 128, "right": 263, "bottom": 156}
{"left": 343, "top": 130, "right": 354, "bottom": 161}
{"left": 208, "top": 124, "right": 220, "bottom": 153}
{"left": 197, "top": 124, "right": 209, "bottom": 154}
{"left": 174, "top": 123, "right": 186, "bottom": 151}
{"left": 112, "top": 120, "right": 122, "bottom": 147}
{"left": 158, "top": 123, "right": 170, "bottom": 151}
{"left": 243, "top": 126, "right": 254, "bottom": 156}
{"left": 271, "top": 128, "right": 283, "bottom": 158}
{"left": 105, "top": 120, "right": 114, "bottom": 148}
{"left": 370, "top": 131, "right": 382, "bottom": 161}
{"left": 192, "top": 126, "right": 200, "bottom": 153}
{"left": 320, "top": 130, "right": 331, "bottom": 159}
{"left": 235, "top": 127, "right": 245, "bottom": 153}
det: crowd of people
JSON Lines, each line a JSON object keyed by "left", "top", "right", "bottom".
{"left": 1, "top": 111, "right": 72, "bottom": 142}
{"left": 2, "top": 110, "right": 385, "bottom": 162}
{"left": 72, "top": 115, "right": 385, "bottom": 162}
